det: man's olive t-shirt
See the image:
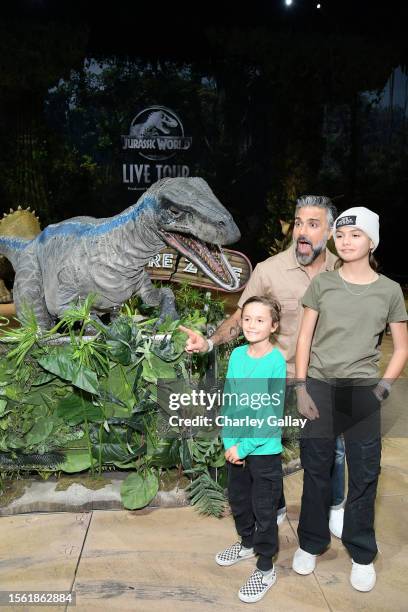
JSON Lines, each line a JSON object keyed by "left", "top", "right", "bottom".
{"left": 302, "top": 271, "right": 408, "bottom": 380}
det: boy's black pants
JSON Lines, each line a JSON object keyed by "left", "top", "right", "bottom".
{"left": 228, "top": 454, "right": 282, "bottom": 571}
{"left": 298, "top": 379, "right": 381, "bottom": 564}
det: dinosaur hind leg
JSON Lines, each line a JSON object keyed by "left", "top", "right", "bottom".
{"left": 13, "top": 266, "right": 54, "bottom": 330}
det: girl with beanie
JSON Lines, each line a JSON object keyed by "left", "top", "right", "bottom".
{"left": 292, "top": 207, "right": 408, "bottom": 591}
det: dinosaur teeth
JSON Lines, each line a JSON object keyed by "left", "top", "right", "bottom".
{"left": 163, "top": 230, "right": 235, "bottom": 287}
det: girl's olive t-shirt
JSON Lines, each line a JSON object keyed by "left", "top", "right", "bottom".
{"left": 303, "top": 271, "right": 407, "bottom": 380}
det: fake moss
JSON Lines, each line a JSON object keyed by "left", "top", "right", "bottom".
{"left": 55, "top": 474, "right": 111, "bottom": 491}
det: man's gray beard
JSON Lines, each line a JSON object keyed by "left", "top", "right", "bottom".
{"left": 295, "top": 237, "right": 328, "bottom": 266}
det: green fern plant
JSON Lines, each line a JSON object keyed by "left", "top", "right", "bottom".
{"left": 184, "top": 469, "right": 227, "bottom": 517}
{"left": 0, "top": 306, "right": 43, "bottom": 368}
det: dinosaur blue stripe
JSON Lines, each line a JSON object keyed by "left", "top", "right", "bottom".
{"left": 38, "top": 196, "right": 156, "bottom": 243}
{"left": 0, "top": 237, "right": 29, "bottom": 251}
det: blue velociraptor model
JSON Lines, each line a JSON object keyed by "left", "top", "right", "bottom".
{"left": 0, "top": 177, "right": 241, "bottom": 330}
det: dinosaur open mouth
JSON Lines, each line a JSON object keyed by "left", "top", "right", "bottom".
{"left": 158, "top": 230, "right": 240, "bottom": 291}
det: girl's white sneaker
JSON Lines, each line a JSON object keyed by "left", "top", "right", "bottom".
{"left": 329, "top": 506, "right": 344, "bottom": 539}
{"left": 350, "top": 560, "right": 376, "bottom": 592}
{"left": 292, "top": 547, "right": 317, "bottom": 575}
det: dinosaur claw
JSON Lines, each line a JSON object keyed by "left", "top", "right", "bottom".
{"left": 155, "top": 308, "right": 179, "bottom": 329}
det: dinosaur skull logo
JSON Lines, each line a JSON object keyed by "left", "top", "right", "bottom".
{"left": 123, "top": 106, "right": 192, "bottom": 161}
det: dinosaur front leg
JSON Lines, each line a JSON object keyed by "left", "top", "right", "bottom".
{"left": 109, "top": 305, "right": 122, "bottom": 323}
{"left": 137, "top": 272, "right": 178, "bottom": 323}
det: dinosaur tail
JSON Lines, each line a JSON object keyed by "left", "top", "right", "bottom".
{"left": 0, "top": 237, "right": 31, "bottom": 268}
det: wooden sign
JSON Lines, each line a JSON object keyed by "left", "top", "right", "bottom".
{"left": 146, "top": 247, "right": 252, "bottom": 292}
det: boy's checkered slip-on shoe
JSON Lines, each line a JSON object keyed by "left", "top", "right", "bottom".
{"left": 238, "top": 568, "right": 277, "bottom": 603}
{"left": 215, "top": 542, "right": 255, "bottom": 566}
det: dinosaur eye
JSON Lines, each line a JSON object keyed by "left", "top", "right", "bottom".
{"left": 168, "top": 206, "right": 183, "bottom": 218}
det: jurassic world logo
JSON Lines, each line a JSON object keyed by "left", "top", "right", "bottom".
{"left": 122, "top": 106, "right": 192, "bottom": 161}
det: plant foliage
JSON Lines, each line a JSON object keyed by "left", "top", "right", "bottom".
{"left": 0, "top": 287, "right": 235, "bottom": 515}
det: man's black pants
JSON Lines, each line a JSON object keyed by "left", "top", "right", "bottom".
{"left": 298, "top": 379, "right": 381, "bottom": 564}
{"left": 228, "top": 454, "right": 282, "bottom": 571}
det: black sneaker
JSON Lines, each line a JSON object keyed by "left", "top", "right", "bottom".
{"left": 215, "top": 542, "right": 255, "bottom": 566}
{"left": 238, "top": 567, "right": 277, "bottom": 603}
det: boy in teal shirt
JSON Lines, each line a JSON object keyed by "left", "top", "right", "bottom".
{"left": 215, "top": 296, "right": 286, "bottom": 604}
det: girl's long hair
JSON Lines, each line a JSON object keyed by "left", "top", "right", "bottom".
{"left": 334, "top": 251, "right": 379, "bottom": 271}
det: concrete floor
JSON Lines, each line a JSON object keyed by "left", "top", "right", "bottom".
{"left": 0, "top": 338, "right": 407, "bottom": 611}
{"left": 0, "top": 436, "right": 407, "bottom": 611}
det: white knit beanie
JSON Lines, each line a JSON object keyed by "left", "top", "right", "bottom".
{"left": 333, "top": 206, "right": 380, "bottom": 251}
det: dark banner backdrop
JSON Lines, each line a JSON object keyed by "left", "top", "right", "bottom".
{"left": 0, "top": 2, "right": 407, "bottom": 279}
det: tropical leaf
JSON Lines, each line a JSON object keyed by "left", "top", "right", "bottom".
{"left": 107, "top": 414, "right": 149, "bottom": 433}
{"left": 38, "top": 349, "right": 99, "bottom": 394}
{"left": 120, "top": 470, "right": 159, "bottom": 509}
{"left": 149, "top": 438, "right": 181, "bottom": 468}
{"left": 71, "top": 365, "right": 99, "bottom": 394}
{"left": 2, "top": 433, "right": 26, "bottom": 450}
{"left": 22, "top": 387, "right": 59, "bottom": 408}
{"left": 142, "top": 354, "right": 176, "bottom": 383}
{"left": 91, "top": 441, "right": 132, "bottom": 463}
{"left": 150, "top": 334, "right": 184, "bottom": 362}
{"left": 179, "top": 309, "right": 207, "bottom": 333}
{"left": 4, "top": 385, "right": 24, "bottom": 402}
{"left": 179, "top": 438, "right": 193, "bottom": 470}
{"left": 192, "top": 437, "right": 226, "bottom": 468}
{"left": 31, "top": 371, "right": 57, "bottom": 386}
{"left": 106, "top": 317, "right": 133, "bottom": 343}
{"left": 90, "top": 425, "right": 146, "bottom": 463}
{"left": 24, "top": 416, "right": 55, "bottom": 446}
{"left": 57, "top": 448, "right": 96, "bottom": 473}
{"left": 56, "top": 393, "right": 104, "bottom": 425}
{"left": 107, "top": 339, "right": 132, "bottom": 365}
{"left": 0, "top": 399, "right": 8, "bottom": 418}
{"left": 96, "top": 442, "right": 146, "bottom": 464}
{"left": 99, "top": 364, "right": 136, "bottom": 412}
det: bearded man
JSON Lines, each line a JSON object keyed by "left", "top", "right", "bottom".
{"left": 181, "top": 195, "right": 345, "bottom": 536}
